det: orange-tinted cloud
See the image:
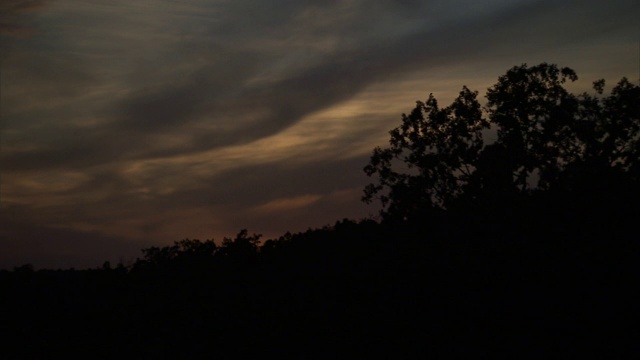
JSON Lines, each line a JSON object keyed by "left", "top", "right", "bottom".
{"left": 252, "top": 194, "right": 322, "bottom": 214}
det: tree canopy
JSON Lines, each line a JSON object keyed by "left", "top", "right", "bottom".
{"left": 363, "top": 63, "right": 640, "bottom": 222}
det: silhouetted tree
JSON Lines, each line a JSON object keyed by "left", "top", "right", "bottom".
{"left": 363, "top": 86, "right": 489, "bottom": 221}
{"left": 364, "top": 63, "right": 640, "bottom": 222}
{"left": 484, "top": 64, "right": 580, "bottom": 191}
{"left": 134, "top": 238, "right": 217, "bottom": 271}
{"left": 217, "top": 229, "right": 261, "bottom": 264}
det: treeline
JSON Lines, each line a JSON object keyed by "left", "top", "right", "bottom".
{"left": 1, "top": 216, "right": 636, "bottom": 357}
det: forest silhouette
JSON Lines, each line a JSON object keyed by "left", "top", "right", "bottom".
{"left": 1, "top": 63, "right": 638, "bottom": 358}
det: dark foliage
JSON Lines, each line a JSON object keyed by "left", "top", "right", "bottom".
{"left": 364, "top": 63, "right": 640, "bottom": 222}
{"left": 1, "top": 64, "right": 638, "bottom": 358}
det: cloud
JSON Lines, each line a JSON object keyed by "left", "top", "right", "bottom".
{"left": 4, "top": 0, "right": 639, "bottom": 172}
{"left": 0, "top": 0, "right": 46, "bottom": 38}
{"left": 252, "top": 195, "right": 323, "bottom": 214}
{"left": 2, "top": 0, "right": 639, "bottom": 267}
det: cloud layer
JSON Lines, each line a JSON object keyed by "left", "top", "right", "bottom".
{"left": 1, "top": 0, "right": 639, "bottom": 268}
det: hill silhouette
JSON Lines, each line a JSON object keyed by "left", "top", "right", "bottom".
{"left": 1, "top": 63, "right": 638, "bottom": 358}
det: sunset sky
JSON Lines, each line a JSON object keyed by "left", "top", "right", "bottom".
{"left": 1, "top": 0, "right": 639, "bottom": 268}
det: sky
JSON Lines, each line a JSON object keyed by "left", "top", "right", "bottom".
{"left": 1, "top": 0, "right": 639, "bottom": 269}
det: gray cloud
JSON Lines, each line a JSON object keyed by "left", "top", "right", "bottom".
{"left": 5, "top": 0, "right": 638, "bottom": 170}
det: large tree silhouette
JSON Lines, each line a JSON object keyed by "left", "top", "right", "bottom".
{"left": 363, "top": 63, "right": 640, "bottom": 222}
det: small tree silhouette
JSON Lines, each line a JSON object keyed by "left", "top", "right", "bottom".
{"left": 217, "top": 229, "right": 262, "bottom": 264}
